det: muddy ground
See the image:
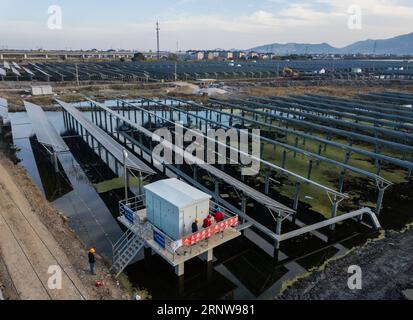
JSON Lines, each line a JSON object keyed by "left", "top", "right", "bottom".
{"left": 278, "top": 226, "right": 413, "bottom": 300}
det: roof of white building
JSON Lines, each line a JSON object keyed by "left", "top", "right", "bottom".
{"left": 144, "top": 178, "right": 211, "bottom": 209}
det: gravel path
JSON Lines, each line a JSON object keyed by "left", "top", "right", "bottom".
{"left": 0, "top": 156, "right": 131, "bottom": 300}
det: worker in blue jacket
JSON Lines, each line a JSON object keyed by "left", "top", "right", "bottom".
{"left": 88, "top": 248, "right": 96, "bottom": 275}
{"left": 192, "top": 218, "right": 200, "bottom": 233}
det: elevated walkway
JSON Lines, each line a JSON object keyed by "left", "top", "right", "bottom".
{"left": 56, "top": 99, "right": 155, "bottom": 175}
{"left": 112, "top": 196, "right": 242, "bottom": 277}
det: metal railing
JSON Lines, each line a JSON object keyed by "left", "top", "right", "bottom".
{"left": 112, "top": 228, "right": 137, "bottom": 263}
{"left": 117, "top": 197, "right": 240, "bottom": 259}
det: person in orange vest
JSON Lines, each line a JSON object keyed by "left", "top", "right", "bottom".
{"left": 203, "top": 215, "right": 212, "bottom": 228}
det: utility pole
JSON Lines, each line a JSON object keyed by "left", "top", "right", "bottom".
{"left": 156, "top": 21, "right": 160, "bottom": 60}
{"left": 75, "top": 63, "right": 79, "bottom": 86}
{"left": 175, "top": 41, "right": 179, "bottom": 81}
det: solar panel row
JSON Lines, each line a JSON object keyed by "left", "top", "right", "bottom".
{"left": 1, "top": 59, "right": 412, "bottom": 82}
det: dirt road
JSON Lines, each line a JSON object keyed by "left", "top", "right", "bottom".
{"left": 0, "top": 156, "right": 130, "bottom": 300}
{"left": 278, "top": 228, "right": 413, "bottom": 300}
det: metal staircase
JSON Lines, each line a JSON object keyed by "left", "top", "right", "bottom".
{"left": 111, "top": 229, "right": 144, "bottom": 277}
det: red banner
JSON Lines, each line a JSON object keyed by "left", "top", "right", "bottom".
{"left": 181, "top": 216, "right": 239, "bottom": 247}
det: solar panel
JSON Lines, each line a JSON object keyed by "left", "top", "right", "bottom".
{"left": 11, "top": 67, "right": 21, "bottom": 77}
{"left": 0, "top": 97, "right": 8, "bottom": 119}
{"left": 24, "top": 101, "right": 69, "bottom": 152}
{"left": 56, "top": 100, "right": 155, "bottom": 175}
{"left": 23, "top": 67, "right": 35, "bottom": 76}
{"left": 90, "top": 98, "right": 295, "bottom": 213}
{"left": 12, "top": 62, "right": 21, "bottom": 69}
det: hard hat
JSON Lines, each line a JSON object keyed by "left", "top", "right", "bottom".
{"left": 89, "top": 248, "right": 96, "bottom": 254}
{"left": 195, "top": 218, "right": 200, "bottom": 223}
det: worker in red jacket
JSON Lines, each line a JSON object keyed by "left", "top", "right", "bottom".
{"left": 203, "top": 215, "right": 212, "bottom": 228}
{"left": 214, "top": 209, "right": 224, "bottom": 223}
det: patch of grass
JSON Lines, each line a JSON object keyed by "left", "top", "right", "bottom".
{"left": 93, "top": 177, "right": 148, "bottom": 194}
{"left": 117, "top": 273, "right": 152, "bottom": 300}
{"left": 254, "top": 117, "right": 408, "bottom": 218}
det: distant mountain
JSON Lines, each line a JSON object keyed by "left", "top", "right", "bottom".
{"left": 249, "top": 42, "right": 338, "bottom": 55}
{"left": 341, "top": 32, "right": 413, "bottom": 55}
{"left": 249, "top": 32, "right": 413, "bottom": 55}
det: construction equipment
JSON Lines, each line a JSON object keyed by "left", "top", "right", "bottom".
{"left": 282, "top": 67, "right": 299, "bottom": 77}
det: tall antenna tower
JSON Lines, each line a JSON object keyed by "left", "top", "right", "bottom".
{"left": 156, "top": 21, "right": 160, "bottom": 60}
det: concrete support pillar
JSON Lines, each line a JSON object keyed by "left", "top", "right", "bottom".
{"left": 273, "top": 213, "right": 282, "bottom": 261}
{"left": 175, "top": 263, "right": 185, "bottom": 277}
{"left": 282, "top": 150, "right": 287, "bottom": 168}
{"left": 276, "top": 213, "right": 282, "bottom": 237}
{"left": 375, "top": 186, "right": 386, "bottom": 215}
{"left": 193, "top": 166, "right": 198, "bottom": 181}
{"left": 293, "top": 182, "right": 301, "bottom": 211}
{"left": 264, "top": 170, "right": 270, "bottom": 195}
{"left": 330, "top": 197, "right": 338, "bottom": 231}
{"left": 203, "top": 249, "right": 213, "bottom": 262}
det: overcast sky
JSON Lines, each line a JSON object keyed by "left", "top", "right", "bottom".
{"left": 0, "top": 0, "right": 412, "bottom": 51}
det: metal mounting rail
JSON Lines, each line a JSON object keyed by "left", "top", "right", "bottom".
{"left": 133, "top": 97, "right": 393, "bottom": 217}
{"left": 209, "top": 98, "right": 413, "bottom": 154}
{"left": 89, "top": 97, "right": 296, "bottom": 214}
{"left": 87, "top": 98, "right": 384, "bottom": 253}
{"left": 298, "top": 94, "right": 413, "bottom": 121}
{"left": 56, "top": 99, "right": 155, "bottom": 175}
{"left": 121, "top": 97, "right": 347, "bottom": 200}
{"left": 279, "top": 208, "right": 381, "bottom": 241}
{"left": 244, "top": 97, "right": 413, "bottom": 142}
{"left": 167, "top": 96, "right": 413, "bottom": 171}
{"left": 273, "top": 95, "right": 413, "bottom": 130}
